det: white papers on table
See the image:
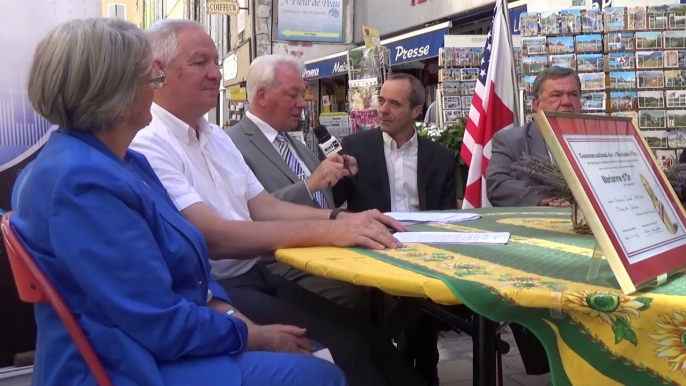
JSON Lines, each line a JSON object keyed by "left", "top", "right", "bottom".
{"left": 384, "top": 212, "right": 479, "bottom": 224}
{"left": 394, "top": 232, "right": 510, "bottom": 245}
{"left": 313, "top": 348, "right": 335, "bottom": 363}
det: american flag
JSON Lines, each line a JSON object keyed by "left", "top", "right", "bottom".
{"left": 460, "top": 0, "right": 519, "bottom": 209}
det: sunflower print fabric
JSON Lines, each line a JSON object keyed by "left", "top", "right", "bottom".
{"left": 277, "top": 207, "right": 686, "bottom": 385}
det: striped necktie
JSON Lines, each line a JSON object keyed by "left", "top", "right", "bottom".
{"left": 274, "top": 133, "right": 328, "bottom": 209}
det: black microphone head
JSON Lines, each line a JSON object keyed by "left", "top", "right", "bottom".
{"left": 313, "top": 125, "right": 332, "bottom": 142}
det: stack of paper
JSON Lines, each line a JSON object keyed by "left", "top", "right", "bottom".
{"left": 394, "top": 232, "right": 510, "bottom": 245}
{"left": 384, "top": 212, "right": 480, "bottom": 224}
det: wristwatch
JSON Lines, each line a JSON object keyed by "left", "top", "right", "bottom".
{"left": 225, "top": 309, "right": 236, "bottom": 317}
{"left": 329, "top": 207, "right": 347, "bottom": 220}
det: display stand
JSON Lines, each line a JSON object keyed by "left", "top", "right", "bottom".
{"left": 346, "top": 46, "right": 391, "bottom": 133}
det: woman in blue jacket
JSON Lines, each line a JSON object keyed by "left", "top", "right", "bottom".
{"left": 11, "top": 17, "right": 346, "bottom": 386}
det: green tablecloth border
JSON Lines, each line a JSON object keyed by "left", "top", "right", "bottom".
{"left": 349, "top": 246, "right": 674, "bottom": 385}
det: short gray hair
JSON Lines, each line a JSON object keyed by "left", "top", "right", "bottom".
{"left": 387, "top": 73, "right": 426, "bottom": 108}
{"left": 532, "top": 67, "right": 582, "bottom": 98}
{"left": 148, "top": 19, "right": 204, "bottom": 65}
{"left": 246, "top": 55, "right": 304, "bottom": 104}
{"left": 28, "top": 18, "right": 152, "bottom": 131}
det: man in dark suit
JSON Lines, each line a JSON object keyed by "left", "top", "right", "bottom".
{"left": 333, "top": 74, "right": 457, "bottom": 212}
{"left": 333, "top": 73, "right": 457, "bottom": 386}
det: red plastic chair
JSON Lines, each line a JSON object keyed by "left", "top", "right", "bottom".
{"left": 1, "top": 212, "right": 113, "bottom": 386}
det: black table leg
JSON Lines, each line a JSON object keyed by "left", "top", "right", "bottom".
{"left": 473, "top": 314, "right": 498, "bottom": 386}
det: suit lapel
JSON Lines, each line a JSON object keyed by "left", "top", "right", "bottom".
{"left": 371, "top": 131, "right": 392, "bottom": 211}
{"left": 240, "top": 119, "right": 299, "bottom": 182}
{"left": 417, "top": 137, "right": 432, "bottom": 211}
{"left": 528, "top": 122, "right": 550, "bottom": 163}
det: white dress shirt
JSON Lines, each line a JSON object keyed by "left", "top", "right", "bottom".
{"left": 129, "top": 103, "right": 264, "bottom": 280}
{"left": 383, "top": 131, "right": 420, "bottom": 212}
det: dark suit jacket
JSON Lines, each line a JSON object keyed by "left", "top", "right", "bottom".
{"left": 485, "top": 121, "right": 550, "bottom": 207}
{"left": 227, "top": 117, "right": 334, "bottom": 208}
{"left": 332, "top": 129, "right": 457, "bottom": 212}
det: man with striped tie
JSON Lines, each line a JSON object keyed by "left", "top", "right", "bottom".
{"left": 228, "top": 55, "right": 370, "bottom": 313}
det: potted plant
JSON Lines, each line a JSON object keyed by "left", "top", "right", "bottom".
{"left": 416, "top": 118, "right": 469, "bottom": 199}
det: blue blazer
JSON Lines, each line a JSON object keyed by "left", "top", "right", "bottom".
{"left": 11, "top": 129, "right": 250, "bottom": 385}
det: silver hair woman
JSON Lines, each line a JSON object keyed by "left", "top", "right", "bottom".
{"left": 11, "top": 17, "right": 346, "bottom": 386}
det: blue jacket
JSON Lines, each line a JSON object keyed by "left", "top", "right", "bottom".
{"left": 11, "top": 129, "right": 250, "bottom": 385}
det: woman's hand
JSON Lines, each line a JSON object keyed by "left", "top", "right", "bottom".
{"left": 246, "top": 324, "right": 315, "bottom": 355}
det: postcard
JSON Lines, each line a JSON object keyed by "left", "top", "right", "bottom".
{"left": 666, "top": 90, "right": 686, "bottom": 108}
{"left": 636, "top": 51, "right": 664, "bottom": 69}
{"left": 655, "top": 149, "right": 676, "bottom": 169}
{"left": 540, "top": 11, "right": 561, "bottom": 35}
{"left": 604, "top": 7, "right": 627, "bottom": 32}
{"left": 669, "top": 4, "right": 686, "bottom": 29}
{"left": 636, "top": 32, "right": 663, "bottom": 50}
{"left": 667, "top": 110, "right": 686, "bottom": 128}
{"left": 580, "top": 72, "right": 606, "bottom": 90}
{"left": 609, "top": 71, "right": 636, "bottom": 89}
{"left": 647, "top": 5, "right": 670, "bottom": 30}
{"left": 639, "top": 110, "right": 666, "bottom": 129}
{"left": 524, "top": 96, "right": 534, "bottom": 114}
{"left": 612, "top": 111, "right": 639, "bottom": 128}
{"left": 608, "top": 52, "right": 635, "bottom": 71}
{"left": 443, "top": 109, "right": 460, "bottom": 124}
{"left": 644, "top": 130, "right": 669, "bottom": 148}
{"left": 582, "top": 9, "right": 604, "bottom": 33}
{"left": 549, "top": 54, "right": 576, "bottom": 70}
{"left": 679, "top": 51, "right": 686, "bottom": 68}
{"left": 628, "top": 6, "right": 646, "bottom": 30}
{"left": 441, "top": 48, "right": 454, "bottom": 67}
{"left": 668, "top": 129, "right": 686, "bottom": 149}
{"left": 522, "top": 37, "right": 547, "bottom": 55}
{"left": 576, "top": 34, "right": 603, "bottom": 53}
{"left": 581, "top": 92, "right": 606, "bottom": 110}
{"left": 547, "top": 36, "right": 574, "bottom": 55}
{"left": 520, "top": 12, "right": 540, "bottom": 37}
{"left": 664, "top": 31, "right": 686, "bottom": 50}
{"left": 607, "top": 32, "right": 635, "bottom": 51}
{"left": 665, "top": 70, "right": 686, "bottom": 88}
{"left": 560, "top": 9, "right": 582, "bottom": 34}
{"left": 461, "top": 96, "right": 473, "bottom": 108}
{"left": 524, "top": 75, "right": 536, "bottom": 94}
{"left": 638, "top": 91, "right": 665, "bottom": 109}
{"left": 442, "top": 82, "right": 460, "bottom": 97}
{"left": 443, "top": 96, "right": 461, "bottom": 109}
{"left": 611, "top": 91, "right": 638, "bottom": 111}
{"left": 522, "top": 56, "right": 548, "bottom": 76}
{"left": 637, "top": 70, "right": 665, "bottom": 89}
{"left": 461, "top": 68, "right": 479, "bottom": 82}
{"left": 462, "top": 81, "right": 477, "bottom": 95}
{"left": 665, "top": 51, "right": 680, "bottom": 68}
{"left": 576, "top": 54, "right": 603, "bottom": 72}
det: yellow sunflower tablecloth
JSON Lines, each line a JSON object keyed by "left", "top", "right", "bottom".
{"left": 275, "top": 207, "right": 686, "bottom": 386}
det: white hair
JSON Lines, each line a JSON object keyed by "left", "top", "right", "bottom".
{"left": 28, "top": 18, "right": 152, "bottom": 131}
{"left": 246, "top": 55, "right": 304, "bottom": 104}
{"left": 147, "top": 19, "right": 204, "bottom": 65}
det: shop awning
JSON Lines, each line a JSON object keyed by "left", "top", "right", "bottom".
{"left": 302, "top": 21, "right": 451, "bottom": 79}
{"left": 382, "top": 21, "right": 451, "bottom": 65}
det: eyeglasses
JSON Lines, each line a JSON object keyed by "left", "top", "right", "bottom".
{"left": 148, "top": 69, "right": 166, "bottom": 89}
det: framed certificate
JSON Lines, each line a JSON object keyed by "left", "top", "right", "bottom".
{"left": 535, "top": 111, "right": 686, "bottom": 294}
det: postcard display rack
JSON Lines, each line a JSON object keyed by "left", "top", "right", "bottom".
{"left": 438, "top": 48, "right": 483, "bottom": 127}
{"left": 346, "top": 46, "right": 391, "bottom": 133}
{"left": 519, "top": 5, "right": 686, "bottom": 170}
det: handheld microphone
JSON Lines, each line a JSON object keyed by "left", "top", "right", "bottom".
{"left": 313, "top": 125, "right": 356, "bottom": 185}
{"left": 313, "top": 125, "right": 342, "bottom": 158}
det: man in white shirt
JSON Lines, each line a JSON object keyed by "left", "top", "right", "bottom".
{"left": 130, "top": 19, "right": 425, "bottom": 386}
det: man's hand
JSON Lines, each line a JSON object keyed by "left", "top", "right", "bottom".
{"left": 341, "top": 155, "right": 359, "bottom": 177}
{"left": 332, "top": 210, "right": 409, "bottom": 250}
{"left": 246, "top": 324, "right": 314, "bottom": 355}
{"left": 539, "top": 198, "right": 571, "bottom": 207}
{"left": 306, "top": 154, "right": 345, "bottom": 192}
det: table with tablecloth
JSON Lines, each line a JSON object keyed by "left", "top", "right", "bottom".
{"left": 275, "top": 207, "right": 686, "bottom": 386}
